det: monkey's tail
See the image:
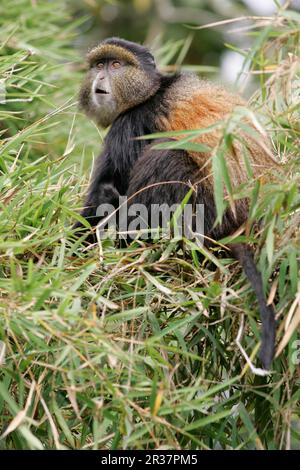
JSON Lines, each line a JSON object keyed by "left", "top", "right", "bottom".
{"left": 230, "top": 243, "right": 275, "bottom": 370}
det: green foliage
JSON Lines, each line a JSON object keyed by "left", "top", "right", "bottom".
{"left": 0, "top": 0, "right": 299, "bottom": 450}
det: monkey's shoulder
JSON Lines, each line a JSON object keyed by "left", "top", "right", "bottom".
{"left": 159, "top": 72, "right": 245, "bottom": 132}
{"left": 164, "top": 72, "right": 245, "bottom": 108}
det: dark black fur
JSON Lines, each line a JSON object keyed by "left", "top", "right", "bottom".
{"left": 74, "top": 74, "right": 174, "bottom": 228}
{"left": 74, "top": 39, "right": 276, "bottom": 369}
{"left": 231, "top": 244, "right": 276, "bottom": 368}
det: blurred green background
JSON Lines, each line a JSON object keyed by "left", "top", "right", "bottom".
{"left": 70, "top": 0, "right": 300, "bottom": 84}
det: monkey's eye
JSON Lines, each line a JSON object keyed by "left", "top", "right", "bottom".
{"left": 111, "top": 60, "right": 121, "bottom": 69}
{"left": 96, "top": 61, "right": 104, "bottom": 69}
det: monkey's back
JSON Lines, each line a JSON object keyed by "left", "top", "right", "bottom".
{"left": 157, "top": 73, "right": 278, "bottom": 188}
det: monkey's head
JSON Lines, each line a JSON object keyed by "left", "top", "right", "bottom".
{"left": 79, "top": 37, "right": 161, "bottom": 128}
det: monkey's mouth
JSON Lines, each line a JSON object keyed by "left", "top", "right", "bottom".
{"left": 95, "top": 88, "right": 109, "bottom": 95}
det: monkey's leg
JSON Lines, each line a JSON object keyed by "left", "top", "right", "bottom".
{"left": 126, "top": 146, "right": 217, "bottom": 239}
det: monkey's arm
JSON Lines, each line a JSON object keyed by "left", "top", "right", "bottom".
{"left": 73, "top": 151, "right": 120, "bottom": 231}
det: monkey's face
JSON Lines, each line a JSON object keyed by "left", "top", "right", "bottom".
{"left": 79, "top": 58, "right": 123, "bottom": 128}
{"left": 79, "top": 40, "right": 161, "bottom": 128}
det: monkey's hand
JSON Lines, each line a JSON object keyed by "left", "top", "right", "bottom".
{"left": 72, "top": 183, "right": 121, "bottom": 243}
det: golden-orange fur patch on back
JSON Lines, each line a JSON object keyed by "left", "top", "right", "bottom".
{"left": 157, "top": 74, "right": 278, "bottom": 188}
